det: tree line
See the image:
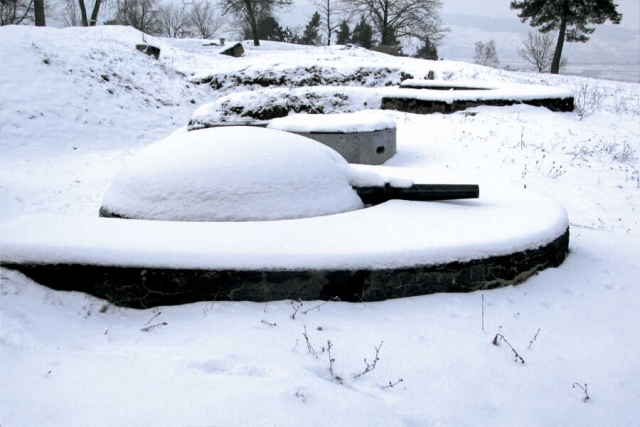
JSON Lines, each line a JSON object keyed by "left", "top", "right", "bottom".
{"left": 2, "top": 0, "right": 623, "bottom": 73}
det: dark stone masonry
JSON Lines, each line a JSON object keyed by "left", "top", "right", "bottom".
{"left": 381, "top": 95, "right": 575, "bottom": 114}
{"left": 4, "top": 228, "right": 569, "bottom": 309}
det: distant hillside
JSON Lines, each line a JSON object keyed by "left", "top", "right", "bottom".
{"left": 440, "top": 13, "right": 640, "bottom": 79}
{"left": 280, "top": 4, "right": 639, "bottom": 82}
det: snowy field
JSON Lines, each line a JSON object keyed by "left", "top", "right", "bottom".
{"left": 1, "top": 26, "right": 640, "bottom": 426}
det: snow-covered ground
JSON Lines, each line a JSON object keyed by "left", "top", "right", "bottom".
{"left": 1, "top": 26, "right": 640, "bottom": 426}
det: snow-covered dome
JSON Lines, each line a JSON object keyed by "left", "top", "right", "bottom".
{"left": 100, "top": 126, "right": 369, "bottom": 222}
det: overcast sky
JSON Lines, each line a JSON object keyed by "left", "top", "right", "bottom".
{"left": 278, "top": 0, "right": 639, "bottom": 71}
{"left": 441, "top": 0, "right": 639, "bottom": 30}
{"left": 285, "top": 0, "right": 639, "bottom": 31}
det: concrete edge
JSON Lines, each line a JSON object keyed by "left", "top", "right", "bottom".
{"left": 2, "top": 228, "right": 569, "bottom": 308}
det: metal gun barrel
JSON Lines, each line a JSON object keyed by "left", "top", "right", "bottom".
{"left": 354, "top": 184, "right": 480, "bottom": 205}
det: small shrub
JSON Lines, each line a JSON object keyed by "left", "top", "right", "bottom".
{"left": 613, "top": 143, "right": 637, "bottom": 163}
{"left": 575, "top": 81, "right": 608, "bottom": 120}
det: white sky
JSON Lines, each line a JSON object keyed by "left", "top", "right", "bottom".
{"left": 441, "top": 0, "right": 639, "bottom": 30}
{"left": 285, "top": 0, "right": 640, "bottom": 31}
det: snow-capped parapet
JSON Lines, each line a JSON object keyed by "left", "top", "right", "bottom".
{"left": 5, "top": 187, "right": 571, "bottom": 271}
{"left": 188, "top": 86, "right": 385, "bottom": 127}
{"left": 191, "top": 63, "right": 414, "bottom": 91}
{"left": 400, "top": 79, "right": 497, "bottom": 90}
{"left": 1, "top": 186, "right": 570, "bottom": 306}
{"left": 100, "top": 127, "right": 382, "bottom": 222}
{"left": 397, "top": 79, "right": 575, "bottom": 101}
{"left": 382, "top": 80, "right": 575, "bottom": 114}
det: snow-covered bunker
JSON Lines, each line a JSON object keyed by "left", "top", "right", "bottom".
{"left": 1, "top": 126, "right": 570, "bottom": 308}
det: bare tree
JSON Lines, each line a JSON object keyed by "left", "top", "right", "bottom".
{"left": 519, "top": 30, "right": 567, "bottom": 72}
{"left": 59, "top": 0, "right": 100, "bottom": 26}
{"left": 61, "top": 0, "right": 81, "bottom": 26}
{"left": 189, "top": 0, "right": 223, "bottom": 39}
{"left": 519, "top": 30, "right": 553, "bottom": 72}
{"left": 220, "top": 0, "right": 292, "bottom": 46}
{"left": 1, "top": 0, "right": 34, "bottom": 25}
{"left": 113, "top": 0, "right": 161, "bottom": 34}
{"left": 157, "top": 2, "right": 188, "bottom": 37}
{"left": 34, "top": 0, "right": 45, "bottom": 25}
{"left": 87, "top": 0, "right": 102, "bottom": 25}
{"left": 474, "top": 40, "right": 499, "bottom": 68}
{"left": 78, "top": 0, "right": 89, "bottom": 25}
{"left": 344, "top": 0, "right": 447, "bottom": 47}
{"left": 310, "top": 0, "right": 346, "bottom": 45}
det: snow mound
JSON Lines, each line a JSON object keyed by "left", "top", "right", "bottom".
{"left": 100, "top": 127, "right": 371, "bottom": 221}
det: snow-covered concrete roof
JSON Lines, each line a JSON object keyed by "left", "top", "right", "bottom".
{"left": 393, "top": 79, "right": 574, "bottom": 103}
{"left": 267, "top": 111, "right": 396, "bottom": 134}
{"left": 1, "top": 186, "right": 568, "bottom": 271}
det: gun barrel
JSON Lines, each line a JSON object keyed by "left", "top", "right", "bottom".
{"left": 355, "top": 184, "right": 480, "bottom": 205}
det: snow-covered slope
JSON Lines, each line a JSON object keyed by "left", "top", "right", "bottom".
{"left": 1, "top": 26, "right": 639, "bottom": 427}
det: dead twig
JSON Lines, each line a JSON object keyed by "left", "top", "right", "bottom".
{"left": 381, "top": 378, "right": 403, "bottom": 389}
{"left": 145, "top": 311, "right": 162, "bottom": 325}
{"left": 481, "top": 294, "right": 485, "bottom": 332}
{"left": 140, "top": 322, "right": 167, "bottom": 332}
{"left": 492, "top": 333, "right": 525, "bottom": 364}
{"left": 326, "top": 340, "right": 336, "bottom": 377}
{"left": 290, "top": 300, "right": 303, "bottom": 319}
{"left": 303, "top": 326, "right": 318, "bottom": 358}
{"left": 301, "top": 297, "right": 340, "bottom": 315}
{"left": 354, "top": 341, "right": 384, "bottom": 378}
{"left": 528, "top": 328, "right": 541, "bottom": 349}
{"left": 572, "top": 383, "right": 590, "bottom": 402}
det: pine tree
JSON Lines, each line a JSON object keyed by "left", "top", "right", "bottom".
{"left": 300, "top": 11, "right": 322, "bottom": 45}
{"left": 511, "top": 0, "right": 622, "bottom": 74}
{"left": 283, "top": 26, "right": 301, "bottom": 43}
{"left": 244, "top": 15, "right": 285, "bottom": 41}
{"left": 336, "top": 20, "right": 351, "bottom": 44}
{"left": 413, "top": 38, "right": 438, "bottom": 60}
{"left": 351, "top": 15, "right": 373, "bottom": 48}
{"left": 259, "top": 16, "right": 285, "bottom": 41}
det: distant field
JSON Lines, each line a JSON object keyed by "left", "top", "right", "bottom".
{"left": 499, "top": 61, "right": 639, "bottom": 83}
{"left": 563, "top": 63, "right": 640, "bottom": 83}
{"left": 436, "top": 13, "right": 639, "bottom": 84}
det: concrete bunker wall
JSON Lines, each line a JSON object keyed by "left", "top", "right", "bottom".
{"left": 290, "top": 128, "right": 396, "bottom": 165}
